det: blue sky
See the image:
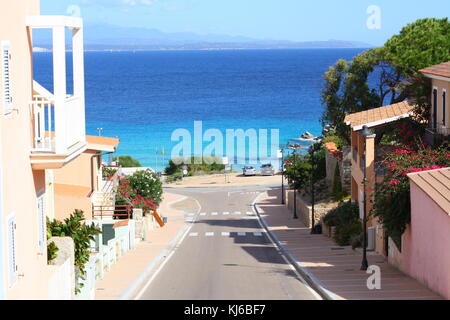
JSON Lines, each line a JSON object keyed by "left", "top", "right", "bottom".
{"left": 41, "top": 0, "right": 450, "bottom": 46}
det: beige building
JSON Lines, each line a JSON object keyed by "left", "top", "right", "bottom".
{"left": 420, "top": 61, "right": 450, "bottom": 144}
{"left": 344, "top": 101, "right": 415, "bottom": 256}
{"left": 0, "top": 1, "right": 118, "bottom": 299}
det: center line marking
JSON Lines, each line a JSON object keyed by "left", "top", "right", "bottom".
{"left": 254, "top": 232, "right": 262, "bottom": 236}
{"left": 221, "top": 232, "right": 230, "bottom": 237}
{"left": 223, "top": 212, "right": 230, "bottom": 215}
{"left": 200, "top": 212, "right": 207, "bottom": 216}
{"left": 205, "top": 232, "right": 214, "bottom": 237}
{"left": 237, "top": 232, "right": 246, "bottom": 236}
{"left": 211, "top": 212, "right": 218, "bottom": 216}
{"left": 234, "top": 212, "right": 241, "bottom": 215}
{"left": 189, "top": 233, "right": 198, "bottom": 237}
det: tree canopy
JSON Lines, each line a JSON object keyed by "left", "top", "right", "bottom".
{"left": 321, "top": 18, "right": 450, "bottom": 143}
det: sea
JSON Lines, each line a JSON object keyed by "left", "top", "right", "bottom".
{"left": 33, "top": 48, "right": 366, "bottom": 172}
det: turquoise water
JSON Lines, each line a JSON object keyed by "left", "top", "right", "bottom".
{"left": 33, "top": 49, "right": 365, "bottom": 171}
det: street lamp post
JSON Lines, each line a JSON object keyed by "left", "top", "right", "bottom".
{"left": 310, "top": 143, "right": 316, "bottom": 234}
{"left": 358, "top": 125, "right": 375, "bottom": 271}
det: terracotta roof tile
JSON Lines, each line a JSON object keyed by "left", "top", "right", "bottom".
{"left": 344, "top": 101, "right": 415, "bottom": 131}
{"left": 408, "top": 168, "right": 450, "bottom": 214}
{"left": 420, "top": 61, "right": 450, "bottom": 79}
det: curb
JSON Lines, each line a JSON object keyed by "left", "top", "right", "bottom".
{"left": 118, "top": 195, "right": 200, "bottom": 300}
{"left": 253, "top": 192, "right": 342, "bottom": 301}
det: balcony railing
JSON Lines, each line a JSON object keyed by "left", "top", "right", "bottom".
{"left": 425, "top": 125, "right": 450, "bottom": 146}
{"left": 31, "top": 94, "right": 85, "bottom": 154}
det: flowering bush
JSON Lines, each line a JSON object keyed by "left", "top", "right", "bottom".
{"left": 116, "top": 169, "right": 163, "bottom": 216}
{"left": 373, "top": 143, "right": 449, "bottom": 247}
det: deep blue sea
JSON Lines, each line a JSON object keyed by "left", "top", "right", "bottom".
{"left": 33, "top": 49, "right": 365, "bottom": 171}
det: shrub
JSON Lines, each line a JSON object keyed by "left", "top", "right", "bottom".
{"left": 334, "top": 221, "right": 362, "bottom": 246}
{"left": 47, "top": 211, "right": 102, "bottom": 293}
{"left": 165, "top": 156, "right": 225, "bottom": 176}
{"left": 323, "top": 201, "right": 360, "bottom": 246}
{"left": 126, "top": 169, "right": 163, "bottom": 206}
{"left": 373, "top": 143, "right": 449, "bottom": 248}
{"left": 331, "top": 164, "right": 344, "bottom": 201}
{"left": 113, "top": 155, "right": 142, "bottom": 168}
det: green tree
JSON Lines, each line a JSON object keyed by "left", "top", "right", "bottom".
{"left": 114, "top": 155, "right": 142, "bottom": 168}
{"left": 321, "top": 18, "right": 450, "bottom": 142}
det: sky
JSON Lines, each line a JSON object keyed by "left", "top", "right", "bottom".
{"left": 41, "top": 0, "right": 450, "bottom": 46}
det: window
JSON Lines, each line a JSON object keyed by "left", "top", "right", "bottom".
{"left": 433, "top": 88, "right": 438, "bottom": 129}
{"left": 1, "top": 40, "right": 12, "bottom": 115}
{"left": 443, "top": 90, "right": 447, "bottom": 126}
{"left": 37, "top": 194, "right": 46, "bottom": 254}
{"left": 7, "top": 214, "right": 17, "bottom": 286}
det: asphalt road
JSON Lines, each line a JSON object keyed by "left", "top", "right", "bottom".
{"left": 137, "top": 185, "right": 320, "bottom": 300}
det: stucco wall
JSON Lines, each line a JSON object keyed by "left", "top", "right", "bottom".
{"left": 400, "top": 181, "right": 450, "bottom": 299}
{"left": 53, "top": 150, "right": 100, "bottom": 220}
{"left": 0, "top": 0, "right": 54, "bottom": 299}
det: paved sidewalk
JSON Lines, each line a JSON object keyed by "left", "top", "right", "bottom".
{"left": 255, "top": 189, "right": 443, "bottom": 300}
{"left": 95, "top": 192, "right": 198, "bottom": 300}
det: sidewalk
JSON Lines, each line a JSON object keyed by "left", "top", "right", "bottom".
{"left": 95, "top": 192, "right": 197, "bottom": 300}
{"left": 255, "top": 189, "right": 443, "bottom": 300}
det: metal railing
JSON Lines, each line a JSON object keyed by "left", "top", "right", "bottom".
{"left": 92, "top": 205, "right": 132, "bottom": 220}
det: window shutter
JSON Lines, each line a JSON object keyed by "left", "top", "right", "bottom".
{"left": 1, "top": 40, "right": 12, "bottom": 115}
{"left": 37, "top": 195, "right": 46, "bottom": 254}
{"left": 7, "top": 214, "right": 18, "bottom": 286}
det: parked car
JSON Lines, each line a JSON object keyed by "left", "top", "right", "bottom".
{"left": 243, "top": 166, "right": 257, "bottom": 176}
{"left": 260, "top": 164, "right": 275, "bottom": 176}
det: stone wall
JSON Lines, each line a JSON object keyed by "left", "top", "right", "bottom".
{"left": 285, "top": 189, "right": 336, "bottom": 228}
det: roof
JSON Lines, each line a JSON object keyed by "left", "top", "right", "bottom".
{"left": 324, "top": 142, "right": 343, "bottom": 160}
{"left": 408, "top": 168, "right": 450, "bottom": 214}
{"left": 419, "top": 61, "right": 450, "bottom": 80}
{"left": 344, "top": 101, "right": 415, "bottom": 131}
{"left": 86, "top": 135, "right": 120, "bottom": 152}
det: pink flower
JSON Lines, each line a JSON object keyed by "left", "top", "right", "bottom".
{"left": 390, "top": 179, "right": 399, "bottom": 186}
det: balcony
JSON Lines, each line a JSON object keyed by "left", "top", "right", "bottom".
{"left": 28, "top": 16, "right": 87, "bottom": 169}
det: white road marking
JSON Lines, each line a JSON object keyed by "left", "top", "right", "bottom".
{"left": 234, "top": 211, "right": 241, "bottom": 215}
{"left": 205, "top": 232, "right": 214, "bottom": 237}
{"left": 187, "top": 213, "right": 195, "bottom": 217}
{"left": 254, "top": 232, "right": 262, "bottom": 237}
{"left": 221, "top": 232, "right": 230, "bottom": 237}
{"left": 223, "top": 212, "right": 230, "bottom": 215}
{"left": 237, "top": 232, "right": 246, "bottom": 236}
{"left": 211, "top": 212, "right": 218, "bottom": 216}
{"left": 189, "top": 233, "right": 198, "bottom": 237}
{"left": 200, "top": 212, "right": 207, "bottom": 216}
{"left": 246, "top": 212, "right": 253, "bottom": 215}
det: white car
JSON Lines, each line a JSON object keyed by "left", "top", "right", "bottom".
{"left": 243, "top": 166, "right": 257, "bottom": 176}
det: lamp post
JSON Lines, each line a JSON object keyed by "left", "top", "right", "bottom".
{"left": 358, "top": 125, "right": 375, "bottom": 271}
{"left": 280, "top": 147, "right": 285, "bottom": 204}
{"left": 309, "top": 142, "right": 318, "bottom": 234}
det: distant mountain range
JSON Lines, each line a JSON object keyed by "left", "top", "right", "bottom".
{"left": 32, "top": 24, "right": 374, "bottom": 51}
